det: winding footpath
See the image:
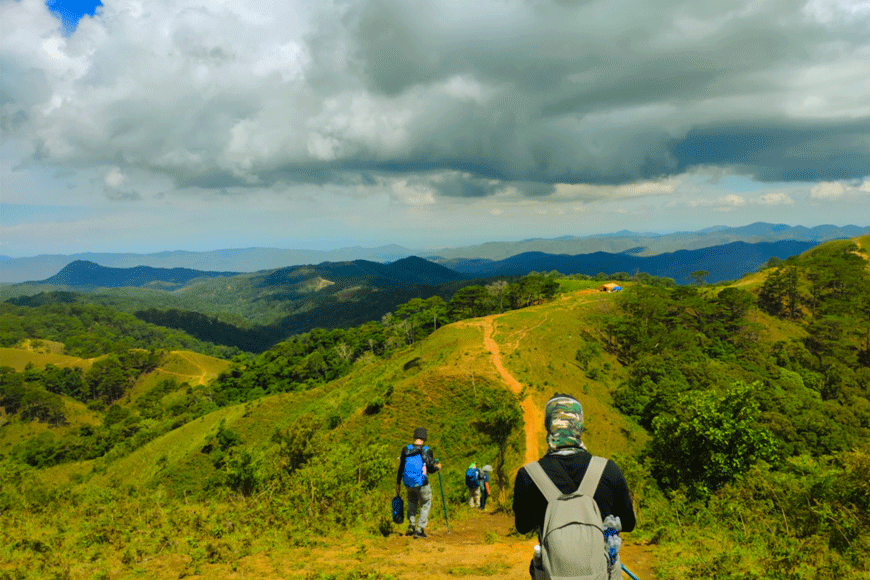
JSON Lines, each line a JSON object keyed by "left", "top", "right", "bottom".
{"left": 481, "top": 316, "right": 542, "bottom": 465}
{"left": 479, "top": 311, "right": 656, "bottom": 579}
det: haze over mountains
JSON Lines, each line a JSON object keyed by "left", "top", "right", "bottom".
{"left": 2, "top": 222, "right": 867, "bottom": 284}
{"left": 447, "top": 240, "right": 818, "bottom": 283}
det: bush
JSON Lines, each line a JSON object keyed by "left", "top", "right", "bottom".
{"left": 649, "top": 381, "right": 778, "bottom": 498}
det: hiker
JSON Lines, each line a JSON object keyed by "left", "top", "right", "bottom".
{"left": 479, "top": 465, "right": 492, "bottom": 510}
{"left": 466, "top": 463, "right": 482, "bottom": 508}
{"left": 513, "top": 394, "right": 636, "bottom": 580}
{"left": 396, "top": 427, "right": 441, "bottom": 539}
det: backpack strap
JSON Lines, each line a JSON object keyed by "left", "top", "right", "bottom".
{"left": 525, "top": 456, "right": 608, "bottom": 501}
{"left": 523, "top": 461, "right": 562, "bottom": 503}
{"left": 577, "top": 456, "right": 607, "bottom": 497}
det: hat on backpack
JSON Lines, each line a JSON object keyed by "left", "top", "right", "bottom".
{"left": 544, "top": 394, "right": 584, "bottom": 451}
{"left": 413, "top": 427, "right": 428, "bottom": 441}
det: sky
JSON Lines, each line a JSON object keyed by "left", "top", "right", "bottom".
{"left": 1, "top": 0, "right": 869, "bottom": 258}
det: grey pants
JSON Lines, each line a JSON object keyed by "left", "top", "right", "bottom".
{"left": 406, "top": 484, "right": 433, "bottom": 530}
{"left": 468, "top": 485, "right": 482, "bottom": 508}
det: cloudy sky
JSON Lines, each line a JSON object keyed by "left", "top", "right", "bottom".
{"left": 2, "top": 0, "right": 869, "bottom": 257}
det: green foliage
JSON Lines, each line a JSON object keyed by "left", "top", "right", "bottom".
{"left": 272, "top": 412, "right": 322, "bottom": 473}
{"left": 574, "top": 340, "right": 601, "bottom": 371}
{"left": 649, "top": 381, "right": 779, "bottom": 498}
{"left": 224, "top": 448, "right": 263, "bottom": 496}
{"left": 2, "top": 238, "right": 868, "bottom": 579}
{"left": 0, "top": 300, "right": 236, "bottom": 358}
{"left": 276, "top": 439, "right": 394, "bottom": 533}
{"left": 18, "top": 387, "right": 66, "bottom": 425}
{"left": 474, "top": 385, "right": 523, "bottom": 504}
{"left": 211, "top": 273, "right": 563, "bottom": 403}
{"left": 652, "top": 449, "right": 870, "bottom": 579}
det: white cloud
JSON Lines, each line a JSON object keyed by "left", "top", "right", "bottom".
{"left": 720, "top": 194, "right": 747, "bottom": 207}
{"left": 104, "top": 167, "right": 125, "bottom": 189}
{"left": 2, "top": 0, "right": 870, "bottom": 257}
{"left": 803, "top": 0, "right": 870, "bottom": 24}
{"left": 2, "top": 0, "right": 868, "bottom": 196}
{"left": 811, "top": 181, "right": 847, "bottom": 199}
{"left": 757, "top": 192, "right": 794, "bottom": 205}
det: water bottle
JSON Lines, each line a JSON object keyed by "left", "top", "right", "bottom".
{"left": 602, "top": 515, "right": 622, "bottom": 565}
{"left": 533, "top": 544, "right": 542, "bottom": 567}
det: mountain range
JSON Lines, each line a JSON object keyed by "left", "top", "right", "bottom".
{"left": 2, "top": 222, "right": 866, "bottom": 283}
{"left": 445, "top": 240, "right": 818, "bottom": 283}
{"left": 20, "top": 240, "right": 820, "bottom": 293}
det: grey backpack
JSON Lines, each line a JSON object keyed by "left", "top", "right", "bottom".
{"left": 524, "top": 457, "right": 609, "bottom": 580}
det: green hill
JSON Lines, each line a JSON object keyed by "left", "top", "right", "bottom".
{"left": 1, "top": 240, "right": 869, "bottom": 579}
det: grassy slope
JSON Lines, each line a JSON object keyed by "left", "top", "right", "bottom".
{"left": 0, "top": 349, "right": 230, "bottom": 479}
{"left": 0, "top": 347, "right": 97, "bottom": 373}
{"left": 70, "top": 282, "right": 645, "bottom": 503}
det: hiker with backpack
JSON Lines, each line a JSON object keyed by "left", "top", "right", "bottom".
{"left": 479, "top": 465, "right": 492, "bottom": 510}
{"left": 396, "top": 427, "right": 441, "bottom": 539}
{"left": 512, "top": 394, "right": 636, "bottom": 580}
{"left": 466, "top": 463, "right": 482, "bottom": 508}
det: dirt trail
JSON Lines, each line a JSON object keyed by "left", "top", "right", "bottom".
{"left": 481, "top": 316, "right": 542, "bottom": 465}
{"left": 475, "top": 308, "right": 656, "bottom": 579}
{"left": 154, "top": 351, "right": 210, "bottom": 385}
{"left": 292, "top": 491, "right": 655, "bottom": 580}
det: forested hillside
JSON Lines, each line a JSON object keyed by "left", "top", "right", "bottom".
{"left": 3, "top": 257, "right": 478, "bottom": 351}
{"left": 1, "top": 238, "right": 868, "bottom": 579}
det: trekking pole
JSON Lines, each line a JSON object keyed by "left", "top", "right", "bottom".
{"left": 621, "top": 563, "right": 640, "bottom": 580}
{"left": 435, "top": 463, "right": 450, "bottom": 534}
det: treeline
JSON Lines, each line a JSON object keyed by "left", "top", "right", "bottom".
{"left": 603, "top": 242, "right": 870, "bottom": 488}
{"left": 0, "top": 299, "right": 239, "bottom": 359}
{"left": 8, "top": 377, "right": 219, "bottom": 469}
{"left": 0, "top": 349, "right": 160, "bottom": 423}
{"left": 133, "top": 273, "right": 566, "bottom": 353}
{"left": 0, "top": 348, "right": 223, "bottom": 468}
{"left": 211, "top": 272, "right": 560, "bottom": 404}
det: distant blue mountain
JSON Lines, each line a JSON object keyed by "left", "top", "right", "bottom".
{"left": 445, "top": 240, "right": 819, "bottom": 283}
{"left": 37, "top": 261, "right": 239, "bottom": 289}
{"left": 31, "top": 256, "right": 466, "bottom": 290}
{"left": 2, "top": 222, "right": 867, "bottom": 283}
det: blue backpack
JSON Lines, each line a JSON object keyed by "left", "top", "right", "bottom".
{"left": 465, "top": 467, "right": 481, "bottom": 489}
{"left": 391, "top": 495, "right": 404, "bottom": 524}
{"left": 402, "top": 444, "right": 428, "bottom": 487}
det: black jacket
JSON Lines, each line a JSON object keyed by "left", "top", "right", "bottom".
{"left": 396, "top": 444, "right": 440, "bottom": 487}
{"left": 513, "top": 450, "right": 636, "bottom": 535}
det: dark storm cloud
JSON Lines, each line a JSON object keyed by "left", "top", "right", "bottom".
{"left": 2, "top": 0, "right": 869, "bottom": 200}
{"left": 671, "top": 120, "right": 870, "bottom": 182}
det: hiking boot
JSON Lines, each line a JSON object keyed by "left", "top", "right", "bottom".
{"left": 414, "top": 529, "right": 427, "bottom": 539}
{"left": 405, "top": 527, "right": 415, "bottom": 536}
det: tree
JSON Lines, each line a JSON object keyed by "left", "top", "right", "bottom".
{"left": 575, "top": 340, "right": 601, "bottom": 371}
{"left": 424, "top": 296, "right": 449, "bottom": 332}
{"left": 757, "top": 266, "right": 801, "bottom": 319}
{"left": 487, "top": 281, "right": 509, "bottom": 313}
{"left": 474, "top": 387, "right": 523, "bottom": 506}
{"left": 689, "top": 270, "right": 710, "bottom": 286}
{"left": 19, "top": 388, "right": 66, "bottom": 426}
{"left": 85, "top": 354, "right": 132, "bottom": 403}
{"left": 450, "top": 286, "right": 491, "bottom": 319}
{"left": 649, "top": 381, "right": 778, "bottom": 498}
{"left": 273, "top": 412, "right": 323, "bottom": 473}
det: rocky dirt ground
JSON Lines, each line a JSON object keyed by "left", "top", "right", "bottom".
{"left": 244, "top": 508, "right": 656, "bottom": 580}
